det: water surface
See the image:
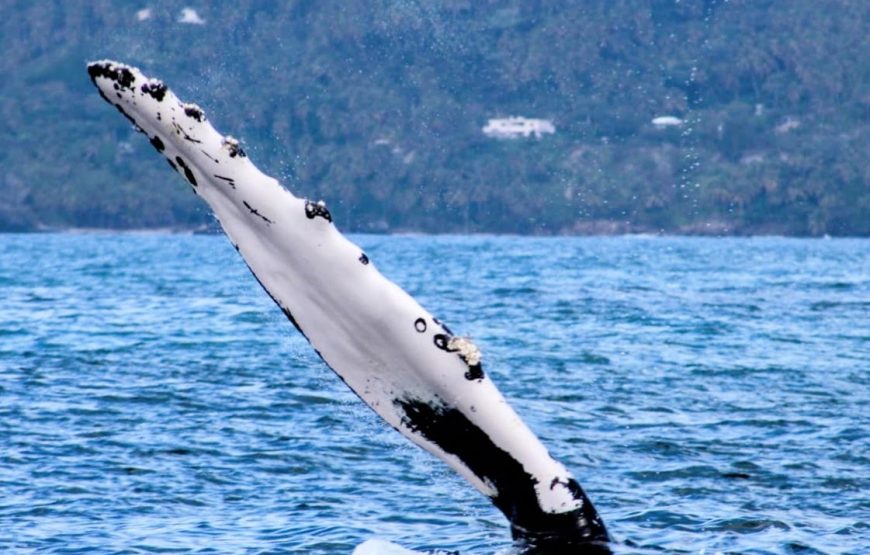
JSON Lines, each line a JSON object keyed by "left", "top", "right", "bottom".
{"left": 1, "top": 234, "right": 867, "bottom": 554}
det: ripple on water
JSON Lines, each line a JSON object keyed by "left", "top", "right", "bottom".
{"left": 0, "top": 234, "right": 867, "bottom": 554}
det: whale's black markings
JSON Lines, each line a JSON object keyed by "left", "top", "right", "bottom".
{"left": 141, "top": 81, "right": 167, "bottom": 101}
{"left": 87, "top": 65, "right": 140, "bottom": 129}
{"left": 184, "top": 105, "right": 205, "bottom": 122}
{"left": 433, "top": 333, "right": 450, "bottom": 350}
{"left": 213, "top": 174, "right": 236, "bottom": 189}
{"left": 201, "top": 150, "right": 221, "bottom": 164}
{"left": 243, "top": 200, "right": 274, "bottom": 224}
{"left": 174, "top": 156, "right": 198, "bottom": 187}
{"left": 414, "top": 318, "right": 427, "bottom": 333}
{"left": 394, "top": 397, "right": 609, "bottom": 548}
{"left": 171, "top": 121, "right": 202, "bottom": 144}
{"left": 224, "top": 139, "right": 246, "bottom": 158}
{"left": 149, "top": 136, "right": 165, "bottom": 153}
{"left": 88, "top": 67, "right": 145, "bottom": 133}
{"left": 167, "top": 159, "right": 178, "bottom": 172}
{"left": 87, "top": 62, "right": 135, "bottom": 91}
{"left": 464, "top": 362, "right": 484, "bottom": 382}
{"left": 358, "top": 253, "right": 369, "bottom": 265}
{"left": 304, "top": 199, "right": 332, "bottom": 222}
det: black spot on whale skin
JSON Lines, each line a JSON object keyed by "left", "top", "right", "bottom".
{"left": 184, "top": 105, "right": 205, "bottom": 122}
{"left": 87, "top": 62, "right": 136, "bottom": 91}
{"left": 171, "top": 121, "right": 202, "bottom": 144}
{"left": 414, "top": 318, "right": 427, "bottom": 333}
{"left": 213, "top": 174, "right": 236, "bottom": 189}
{"left": 243, "top": 200, "right": 274, "bottom": 224}
{"left": 304, "top": 200, "right": 333, "bottom": 222}
{"left": 359, "top": 253, "right": 369, "bottom": 265}
{"left": 200, "top": 150, "right": 220, "bottom": 164}
{"left": 226, "top": 141, "right": 246, "bottom": 158}
{"left": 433, "top": 333, "right": 450, "bottom": 350}
{"left": 393, "top": 398, "right": 610, "bottom": 547}
{"left": 149, "top": 136, "right": 165, "bottom": 152}
{"left": 141, "top": 81, "right": 167, "bottom": 101}
{"left": 89, "top": 77, "right": 141, "bottom": 132}
{"left": 167, "top": 159, "right": 178, "bottom": 172}
{"left": 464, "top": 363, "right": 484, "bottom": 381}
{"left": 86, "top": 63, "right": 104, "bottom": 81}
{"left": 174, "top": 156, "right": 198, "bottom": 187}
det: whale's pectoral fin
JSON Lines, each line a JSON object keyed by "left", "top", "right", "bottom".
{"left": 86, "top": 60, "right": 610, "bottom": 549}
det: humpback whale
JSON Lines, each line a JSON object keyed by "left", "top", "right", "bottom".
{"left": 86, "top": 60, "right": 610, "bottom": 553}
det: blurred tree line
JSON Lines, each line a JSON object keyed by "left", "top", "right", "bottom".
{"left": 0, "top": 0, "right": 866, "bottom": 235}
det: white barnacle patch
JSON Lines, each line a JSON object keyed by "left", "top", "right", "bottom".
{"left": 447, "top": 336, "right": 481, "bottom": 367}
{"left": 221, "top": 135, "right": 245, "bottom": 157}
{"left": 304, "top": 199, "right": 333, "bottom": 222}
{"left": 222, "top": 136, "right": 239, "bottom": 150}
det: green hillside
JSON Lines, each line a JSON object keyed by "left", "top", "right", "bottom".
{"left": 1, "top": 0, "right": 867, "bottom": 235}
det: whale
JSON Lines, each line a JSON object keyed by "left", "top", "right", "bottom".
{"left": 86, "top": 60, "right": 610, "bottom": 552}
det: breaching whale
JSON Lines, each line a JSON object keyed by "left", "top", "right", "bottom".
{"left": 86, "top": 60, "right": 610, "bottom": 552}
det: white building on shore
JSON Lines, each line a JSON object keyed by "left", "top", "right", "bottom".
{"left": 483, "top": 117, "right": 555, "bottom": 139}
{"left": 651, "top": 115, "right": 683, "bottom": 128}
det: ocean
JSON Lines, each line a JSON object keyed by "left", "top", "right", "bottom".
{"left": 1, "top": 233, "right": 867, "bottom": 554}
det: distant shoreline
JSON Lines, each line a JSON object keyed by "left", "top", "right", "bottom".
{"left": 1, "top": 226, "right": 863, "bottom": 239}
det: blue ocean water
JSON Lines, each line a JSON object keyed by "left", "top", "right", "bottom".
{"left": 0, "top": 233, "right": 867, "bottom": 554}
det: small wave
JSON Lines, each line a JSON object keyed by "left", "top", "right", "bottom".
{"left": 703, "top": 516, "right": 790, "bottom": 533}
